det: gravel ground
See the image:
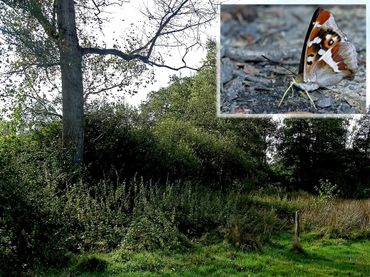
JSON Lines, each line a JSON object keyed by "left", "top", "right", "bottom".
{"left": 219, "top": 5, "right": 366, "bottom": 115}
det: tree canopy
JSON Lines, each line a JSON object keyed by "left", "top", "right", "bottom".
{"left": 0, "top": 0, "right": 216, "bottom": 162}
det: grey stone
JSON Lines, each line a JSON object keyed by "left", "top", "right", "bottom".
{"left": 224, "top": 77, "right": 244, "bottom": 101}
{"left": 336, "top": 102, "right": 356, "bottom": 114}
{"left": 309, "top": 92, "right": 321, "bottom": 101}
{"left": 233, "top": 69, "right": 246, "bottom": 78}
{"left": 317, "top": 97, "right": 332, "bottom": 108}
{"left": 221, "top": 58, "right": 234, "bottom": 84}
{"left": 220, "top": 47, "right": 226, "bottom": 58}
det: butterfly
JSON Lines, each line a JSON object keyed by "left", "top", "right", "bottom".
{"left": 279, "top": 7, "right": 358, "bottom": 109}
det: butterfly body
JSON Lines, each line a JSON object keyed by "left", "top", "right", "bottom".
{"left": 279, "top": 8, "right": 358, "bottom": 108}
{"left": 293, "top": 74, "right": 319, "bottom": 91}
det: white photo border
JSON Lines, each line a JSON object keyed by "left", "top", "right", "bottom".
{"left": 216, "top": 1, "right": 369, "bottom": 118}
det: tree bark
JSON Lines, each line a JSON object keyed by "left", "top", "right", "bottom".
{"left": 56, "top": 0, "right": 84, "bottom": 163}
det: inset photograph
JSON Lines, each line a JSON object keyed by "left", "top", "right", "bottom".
{"left": 219, "top": 5, "right": 366, "bottom": 115}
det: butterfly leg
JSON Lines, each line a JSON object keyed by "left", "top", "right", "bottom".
{"left": 278, "top": 81, "right": 294, "bottom": 108}
{"left": 303, "top": 90, "right": 317, "bottom": 110}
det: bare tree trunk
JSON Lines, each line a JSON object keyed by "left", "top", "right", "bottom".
{"left": 56, "top": 0, "right": 84, "bottom": 163}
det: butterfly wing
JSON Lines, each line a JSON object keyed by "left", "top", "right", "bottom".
{"left": 299, "top": 8, "right": 357, "bottom": 85}
{"left": 314, "top": 41, "right": 357, "bottom": 86}
{"left": 298, "top": 7, "right": 322, "bottom": 76}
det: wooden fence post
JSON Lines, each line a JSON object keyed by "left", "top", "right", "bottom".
{"left": 292, "top": 210, "right": 303, "bottom": 252}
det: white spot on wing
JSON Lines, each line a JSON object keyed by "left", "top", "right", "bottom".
{"left": 308, "top": 37, "right": 322, "bottom": 47}
{"left": 318, "top": 49, "right": 326, "bottom": 56}
{"left": 319, "top": 49, "right": 340, "bottom": 72}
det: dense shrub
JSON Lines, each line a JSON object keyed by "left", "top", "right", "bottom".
{"left": 84, "top": 104, "right": 169, "bottom": 183}
{"left": 152, "top": 118, "right": 253, "bottom": 185}
{"left": 121, "top": 203, "right": 191, "bottom": 251}
{"left": 223, "top": 208, "right": 278, "bottom": 250}
{"left": 0, "top": 122, "right": 71, "bottom": 272}
{"left": 71, "top": 255, "right": 108, "bottom": 274}
{"left": 0, "top": 122, "right": 127, "bottom": 273}
{"left": 84, "top": 105, "right": 255, "bottom": 186}
{"left": 121, "top": 182, "right": 283, "bottom": 250}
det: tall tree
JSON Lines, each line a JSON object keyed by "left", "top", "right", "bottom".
{"left": 276, "top": 118, "right": 348, "bottom": 192}
{"left": 350, "top": 112, "right": 370, "bottom": 197}
{"left": 353, "top": 112, "right": 370, "bottom": 158}
{"left": 0, "top": 0, "right": 216, "bottom": 162}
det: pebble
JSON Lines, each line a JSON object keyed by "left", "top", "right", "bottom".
{"left": 221, "top": 58, "right": 234, "bottom": 84}
{"left": 317, "top": 97, "right": 332, "bottom": 108}
{"left": 224, "top": 77, "right": 244, "bottom": 101}
{"left": 309, "top": 92, "right": 321, "bottom": 101}
{"left": 336, "top": 102, "right": 356, "bottom": 114}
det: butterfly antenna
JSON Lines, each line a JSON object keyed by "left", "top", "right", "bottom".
{"left": 262, "top": 55, "right": 296, "bottom": 75}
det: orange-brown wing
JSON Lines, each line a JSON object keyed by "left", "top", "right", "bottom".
{"left": 299, "top": 8, "right": 352, "bottom": 83}
{"left": 313, "top": 41, "right": 357, "bottom": 87}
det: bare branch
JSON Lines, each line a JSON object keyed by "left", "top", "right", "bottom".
{"left": 147, "top": 60, "right": 198, "bottom": 71}
{"left": 81, "top": 47, "right": 148, "bottom": 62}
{"left": 44, "top": 67, "right": 61, "bottom": 94}
{"left": 24, "top": 105, "right": 63, "bottom": 119}
{"left": 91, "top": 0, "right": 103, "bottom": 24}
{"left": 84, "top": 80, "right": 128, "bottom": 102}
{"left": 131, "top": 0, "right": 189, "bottom": 56}
{"left": 82, "top": 45, "right": 201, "bottom": 71}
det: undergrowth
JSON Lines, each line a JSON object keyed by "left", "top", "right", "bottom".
{"left": 301, "top": 199, "right": 370, "bottom": 239}
{"left": 1, "top": 126, "right": 368, "bottom": 274}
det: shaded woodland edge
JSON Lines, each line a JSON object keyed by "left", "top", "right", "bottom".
{"left": 0, "top": 45, "right": 369, "bottom": 274}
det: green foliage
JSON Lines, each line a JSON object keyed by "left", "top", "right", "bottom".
{"left": 84, "top": 100, "right": 268, "bottom": 186}
{"left": 152, "top": 118, "right": 252, "bottom": 184}
{"left": 71, "top": 255, "right": 108, "bottom": 274}
{"left": 123, "top": 182, "right": 286, "bottom": 250}
{"left": 82, "top": 46, "right": 275, "bottom": 187}
{"left": 275, "top": 118, "right": 351, "bottom": 194}
{"left": 50, "top": 234, "right": 370, "bottom": 276}
{"left": 0, "top": 121, "right": 70, "bottom": 272}
{"left": 223, "top": 208, "right": 278, "bottom": 250}
{"left": 62, "top": 181, "right": 129, "bottom": 252}
{"left": 0, "top": 121, "right": 125, "bottom": 272}
{"left": 121, "top": 203, "right": 190, "bottom": 252}
{"left": 0, "top": 117, "right": 368, "bottom": 274}
{"left": 313, "top": 179, "right": 339, "bottom": 203}
{"left": 0, "top": 116, "right": 281, "bottom": 273}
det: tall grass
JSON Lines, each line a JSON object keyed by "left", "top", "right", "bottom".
{"left": 121, "top": 180, "right": 283, "bottom": 250}
{"left": 301, "top": 199, "right": 370, "bottom": 239}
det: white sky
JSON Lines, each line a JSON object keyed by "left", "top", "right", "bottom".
{"left": 100, "top": 1, "right": 215, "bottom": 107}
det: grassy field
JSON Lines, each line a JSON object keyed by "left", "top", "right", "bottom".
{"left": 48, "top": 233, "right": 370, "bottom": 276}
